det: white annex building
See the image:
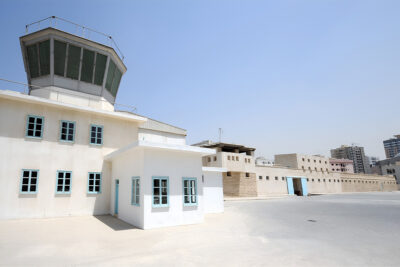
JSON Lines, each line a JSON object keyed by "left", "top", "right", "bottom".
{"left": 0, "top": 23, "right": 225, "bottom": 229}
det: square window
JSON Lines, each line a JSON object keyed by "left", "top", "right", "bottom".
{"left": 266, "top": 176, "right": 269, "bottom": 180}
{"left": 56, "top": 171, "right": 72, "bottom": 194}
{"left": 245, "top": 173, "right": 250, "bottom": 178}
{"left": 88, "top": 172, "right": 101, "bottom": 193}
{"left": 26, "top": 115, "right": 44, "bottom": 138}
{"left": 20, "top": 169, "right": 39, "bottom": 193}
{"left": 60, "top": 121, "right": 75, "bottom": 142}
{"left": 90, "top": 125, "right": 103, "bottom": 145}
{"left": 227, "top": 172, "right": 231, "bottom": 177}
{"left": 259, "top": 176, "right": 262, "bottom": 180}
{"left": 275, "top": 176, "right": 278, "bottom": 180}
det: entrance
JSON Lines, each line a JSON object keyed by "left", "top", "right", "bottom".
{"left": 287, "top": 177, "right": 308, "bottom": 196}
{"left": 115, "top": 179, "right": 119, "bottom": 215}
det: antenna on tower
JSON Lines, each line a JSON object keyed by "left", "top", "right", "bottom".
{"left": 218, "top": 128, "right": 223, "bottom": 143}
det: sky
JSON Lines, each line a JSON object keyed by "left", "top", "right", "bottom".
{"left": 0, "top": 0, "right": 399, "bottom": 160}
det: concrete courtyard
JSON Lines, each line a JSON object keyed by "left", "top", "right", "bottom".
{"left": 0, "top": 192, "right": 399, "bottom": 266}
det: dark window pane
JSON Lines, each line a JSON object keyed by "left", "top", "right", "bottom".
{"left": 54, "top": 40, "right": 67, "bottom": 76}
{"left": 105, "top": 60, "right": 116, "bottom": 91}
{"left": 36, "top": 118, "right": 42, "bottom": 124}
{"left": 153, "top": 187, "right": 160, "bottom": 195}
{"left": 30, "top": 185, "right": 36, "bottom": 191}
{"left": 110, "top": 68, "right": 122, "bottom": 97}
{"left": 154, "top": 196, "right": 160, "bottom": 205}
{"left": 95, "top": 180, "right": 100, "bottom": 185}
{"left": 64, "top": 186, "right": 70, "bottom": 191}
{"left": 62, "top": 122, "right": 67, "bottom": 128}
{"left": 22, "top": 178, "right": 29, "bottom": 184}
{"left": 30, "top": 178, "right": 37, "bottom": 185}
{"left": 91, "top": 138, "right": 96, "bottom": 143}
{"left": 23, "top": 171, "right": 29, "bottom": 177}
{"left": 161, "top": 197, "right": 168, "bottom": 204}
{"left": 80, "top": 49, "right": 95, "bottom": 83}
{"left": 65, "top": 179, "right": 70, "bottom": 185}
{"left": 65, "top": 173, "right": 71, "bottom": 179}
{"left": 34, "top": 131, "right": 41, "bottom": 137}
{"left": 95, "top": 186, "right": 100, "bottom": 192}
{"left": 66, "top": 45, "right": 81, "bottom": 80}
{"left": 27, "top": 130, "right": 34, "bottom": 136}
{"left": 184, "top": 196, "right": 190, "bottom": 203}
{"left": 153, "top": 179, "right": 159, "bottom": 187}
{"left": 94, "top": 53, "right": 107, "bottom": 85}
{"left": 29, "top": 117, "right": 35, "bottom": 123}
{"left": 58, "top": 179, "right": 63, "bottom": 186}
{"left": 31, "top": 172, "right": 38, "bottom": 178}
{"left": 26, "top": 44, "right": 39, "bottom": 78}
{"left": 22, "top": 185, "right": 28, "bottom": 191}
{"left": 39, "top": 40, "right": 50, "bottom": 75}
{"left": 57, "top": 186, "right": 63, "bottom": 191}
{"left": 97, "top": 127, "right": 102, "bottom": 133}
{"left": 35, "top": 124, "right": 42, "bottom": 131}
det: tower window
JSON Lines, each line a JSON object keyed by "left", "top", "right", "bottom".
{"left": 80, "top": 49, "right": 95, "bottom": 83}
{"left": 94, "top": 53, "right": 107, "bottom": 85}
{"left": 66, "top": 44, "right": 81, "bottom": 80}
{"left": 26, "top": 40, "right": 50, "bottom": 78}
{"left": 54, "top": 40, "right": 67, "bottom": 76}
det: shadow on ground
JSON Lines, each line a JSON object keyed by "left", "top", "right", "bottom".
{"left": 94, "top": 215, "right": 138, "bottom": 231}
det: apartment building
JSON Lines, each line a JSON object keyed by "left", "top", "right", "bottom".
{"left": 383, "top": 135, "right": 400, "bottom": 159}
{"left": 331, "top": 145, "right": 371, "bottom": 174}
{"left": 0, "top": 23, "right": 225, "bottom": 229}
{"left": 329, "top": 158, "right": 354, "bottom": 173}
{"left": 375, "top": 155, "right": 400, "bottom": 186}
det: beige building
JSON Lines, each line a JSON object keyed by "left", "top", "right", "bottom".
{"left": 196, "top": 142, "right": 397, "bottom": 197}
{"left": 329, "top": 158, "right": 354, "bottom": 173}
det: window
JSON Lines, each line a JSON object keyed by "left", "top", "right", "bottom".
{"left": 131, "top": 177, "right": 140, "bottom": 206}
{"left": 214, "top": 156, "right": 217, "bottom": 161}
{"left": 307, "top": 178, "right": 309, "bottom": 182}
{"left": 153, "top": 176, "right": 168, "bottom": 207}
{"left": 282, "top": 177, "right": 285, "bottom": 181}
{"left": 54, "top": 40, "right": 67, "bottom": 76}
{"left": 80, "top": 49, "right": 95, "bottom": 83}
{"left": 20, "top": 169, "right": 39, "bottom": 193}
{"left": 259, "top": 176, "right": 262, "bottom": 180}
{"left": 318, "top": 179, "right": 321, "bottom": 182}
{"left": 105, "top": 60, "right": 122, "bottom": 97}
{"left": 302, "top": 158, "right": 305, "bottom": 161}
{"left": 275, "top": 176, "right": 278, "bottom": 180}
{"left": 87, "top": 172, "right": 101, "bottom": 194}
{"left": 183, "top": 178, "right": 197, "bottom": 206}
{"left": 312, "top": 179, "right": 314, "bottom": 182}
{"left": 266, "top": 176, "right": 269, "bottom": 180}
{"left": 323, "top": 179, "right": 326, "bottom": 182}
{"left": 66, "top": 44, "right": 81, "bottom": 80}
{"left": 26, "top": 40, "right": 50, "bottom": 78}
{"left": 236, "top": 156, "right": 239, "bottom": 161}
{"left": 207, "top": 157, "right": 211, "bottom": 162}
{"left": 90, "top": 125, "right": 103, "bottom": 145}
{"left": 245, "top": 173, "right": 250, "bottom": 178}
{"left": 319, "top": 160, "right": 321, "bottom": 163}
{"left": 308, "top": 159, "right": 310, "bottom": 162}
{"left": 94, "top": 53, "right": 107, "bottom": 85}
{"left": 56, "top": 171, "right": 71, "bottom": 194}
{"left": 26, "top": 115, "right": 44, "bottom": 138}
{"left": 60, "top": 120, "right": 75, "bottom": 142}
{"left": 228, "top": 156, "right": 231, "bottom": 160}
{"left": 227, "top": 172, "right": 231, "bottom": 177}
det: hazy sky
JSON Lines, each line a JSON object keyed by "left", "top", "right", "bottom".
{"left": 1, "top": 0, "right": 399, "bottom": 159}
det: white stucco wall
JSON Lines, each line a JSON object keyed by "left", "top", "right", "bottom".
{"left": 203, "top": 170, "right": 224, "bottom": 214}
{"left": 0, "top": 97, "right": 140, "bottom": 219}
{"left": 138, "top": 128, "right": 186, "bottom": 145}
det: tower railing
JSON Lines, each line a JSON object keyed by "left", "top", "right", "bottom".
{"left": 25, "top": 16, "right": 125, "bottom": 61}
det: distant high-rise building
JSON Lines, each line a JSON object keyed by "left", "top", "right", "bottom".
{"left": 330, "top": 145, "right": 371, "bottom": 174}
{"left": 383, "top": 135, "right": 400, "bottom": 159}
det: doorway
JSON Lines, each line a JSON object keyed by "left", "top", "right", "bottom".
{"left": 287, "top": 177, "right": 308, "bottom": 196}
{"left": 115, "top": 179, "right": 119, "bottom": 215}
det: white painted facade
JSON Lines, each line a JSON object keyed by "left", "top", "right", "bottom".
{"left": 202, "top": 167, "right": 226, "bottom": 214}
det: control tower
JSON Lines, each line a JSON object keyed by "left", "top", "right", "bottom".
{"left": 19, "top": 19, "right": 126, "bottom": 111}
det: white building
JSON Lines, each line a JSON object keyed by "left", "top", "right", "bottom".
{"left": 0, "top": 24, "right": 225, "bottom": 229}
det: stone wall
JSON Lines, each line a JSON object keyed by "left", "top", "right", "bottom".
{"left": 223, "top": 172, "right": 257, "bottom": 197}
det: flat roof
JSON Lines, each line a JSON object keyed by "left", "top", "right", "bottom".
{"left": 195, "top": 142, "right": 255, "bottom": 153}
{"left": 0, "top": 90, "right": 147, "bottom": 123}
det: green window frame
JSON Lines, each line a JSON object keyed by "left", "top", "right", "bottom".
{"left": 87, "top": 172, "right": 102, "bottom": 194}
{"left": 20, "top": 169, "right": 39, "bottom": 194}
{"left": 26, "top": 115, "right": 44, "bottom": 139}
{"left": 56, "top": 171, "right": 72, "bottom": 194}
{"left": 59, "top": 120, "right": 75, "bottom": 142}
{"left": 90, "top": 124, "right": 103, "bottom": 145}
{"left": 152, "top": 176, "right": 169, "bottom": 207}
{"left": 131, "top": 177, "right": 140, "bottom": 206}
{"left": 66, "top": 44, "right": 81, "bottom": 80}
{"left": 183, "top": 178, "right": 197, "bottom": 206}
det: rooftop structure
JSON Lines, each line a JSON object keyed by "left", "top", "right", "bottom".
{"left": 329, "top": 158, "right": 354, "bottom": 173}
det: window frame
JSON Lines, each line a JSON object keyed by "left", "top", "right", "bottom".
{"left": 55, "top": 170, "right": 72, "bottom": 194}
{"left": 89, "top": 124, "right": 103, "bottom": 146}
{"left": 25, "top": 115, "right": 44, "bottom": 139}
{"left": 59, "top": 120, "right": 76, "bottom": 143}
{"left": 131, "top": 176, "right": 140, "bottom": 206}
{"left": 87, "top": 172, "right": 102, "bottom": 194}
{"left": 20, "top": 169, "right": 39, "bottom": 194}
{"left": 182, "top": 177, "right": 198, "bottom": 206}
{"left": 152, "top": 176, "right": 169, "bottom": 208}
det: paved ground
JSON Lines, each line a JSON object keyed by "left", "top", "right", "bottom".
{"left": 0, "top": 192, "right": 399, "bottom": 267}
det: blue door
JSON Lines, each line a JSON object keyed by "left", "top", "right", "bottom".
{"left": 287, "top": 177, "right": 294, "bottom": 195}
{"left": 115, "top": 179, "right": 119, "bottom": 215}
{"left": 301, "top": 178, "right": 308, "bottom": 196}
